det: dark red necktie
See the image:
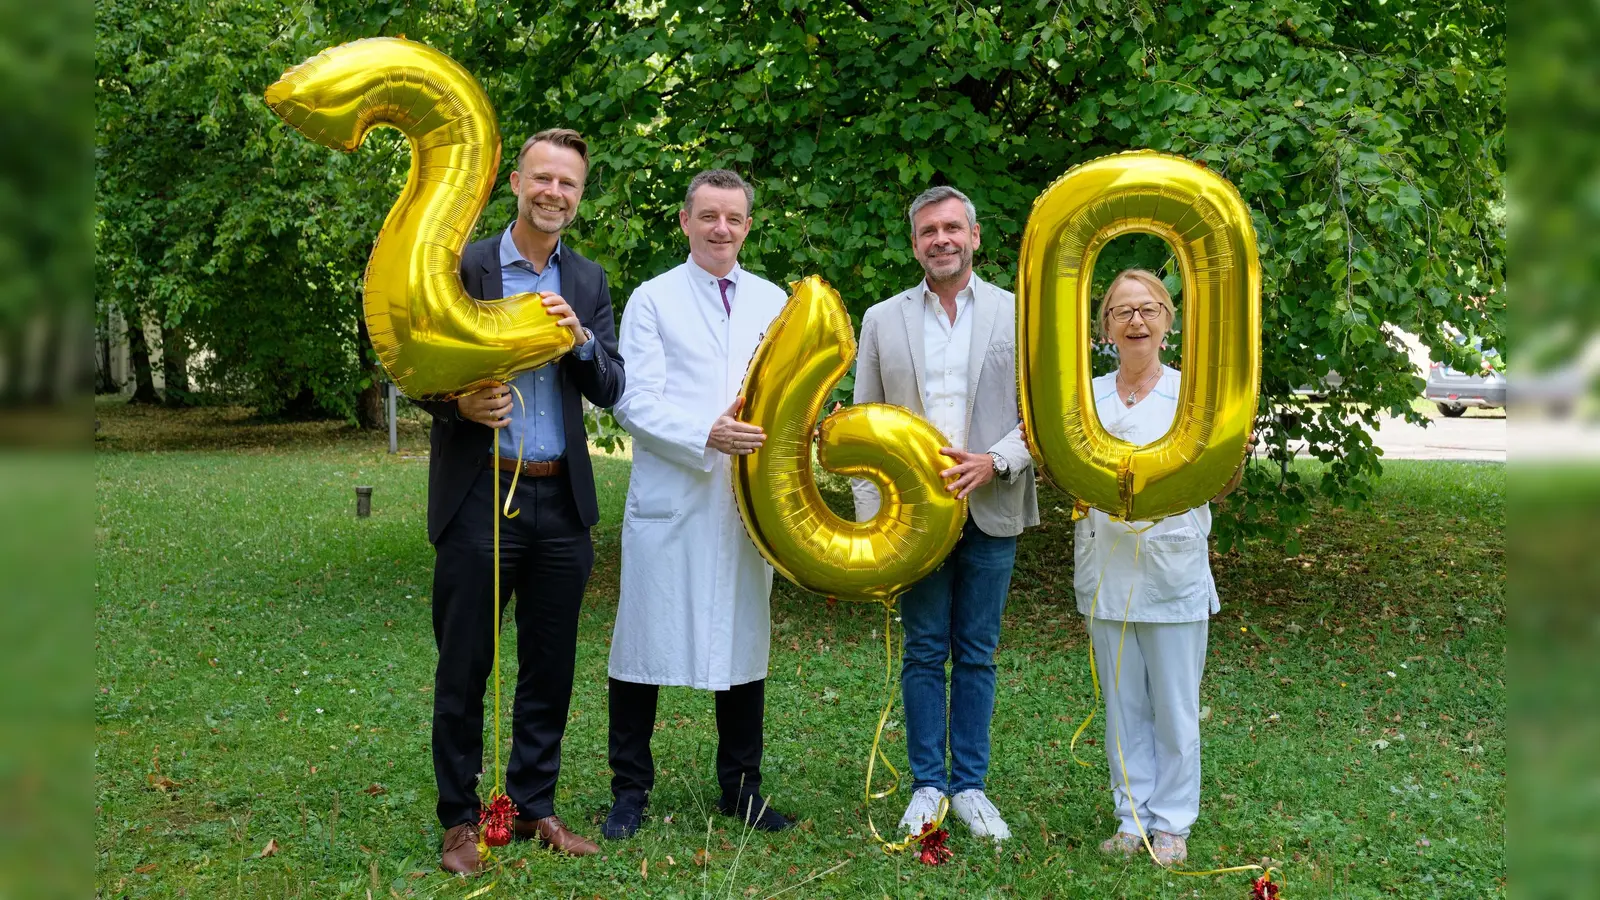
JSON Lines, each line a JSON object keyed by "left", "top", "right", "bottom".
{"left": 717, "top": 277, "right": 732, "bottom": 315}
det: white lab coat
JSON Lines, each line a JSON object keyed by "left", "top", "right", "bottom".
{"left": 609, "top": 259, "right": 788, "bottom": 690}
{"left": 1073, "top": 366, "right": 1219, "bottom": 623}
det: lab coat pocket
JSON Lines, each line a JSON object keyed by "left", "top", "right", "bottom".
{"left": 1072, "top": 517, "right": 1098, "bottom": 602}
{"left": 626, "top": 454, "right": 682, "bottom": 522}
{"left": 1142, "top": 528, "right": 1210, "bottom": 603}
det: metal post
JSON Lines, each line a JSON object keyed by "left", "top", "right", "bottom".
{"left": 387, "top": 382, "right": 398, "bottom": 454}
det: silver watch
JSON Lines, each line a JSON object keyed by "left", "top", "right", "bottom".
{"left": 988, "top": 451, "right": 1009, "bottom": 477}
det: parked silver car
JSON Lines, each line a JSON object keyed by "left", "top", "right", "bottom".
{"left": 1425, "top": 343, "right": 1504, "bottom": 417}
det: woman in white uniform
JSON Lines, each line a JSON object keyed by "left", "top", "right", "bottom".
{"left": 1074, "top": 269, "right": 1249, "bottom": 866}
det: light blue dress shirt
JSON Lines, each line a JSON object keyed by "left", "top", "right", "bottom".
{"left": 495, "top": 226, "right": 595, "bottom": 461}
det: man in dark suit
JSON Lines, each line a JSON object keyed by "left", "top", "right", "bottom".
{"left": 413, "top": 128, "right": 623, "bottom": 874}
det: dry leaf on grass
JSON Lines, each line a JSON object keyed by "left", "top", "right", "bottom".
{"left": 146, "top": 773, "right": 179, "bottom": 792}
{"left": 693, "top": 848, "right": 709, "bottom": 867}
{"left": 256, "top": 838, "right": 280, "bottom": 858}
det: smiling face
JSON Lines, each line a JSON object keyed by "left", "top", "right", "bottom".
{"left": 509, "top": 140, "right": 586, "bottom": 235}
{"left": 1102, "top": 276, "right": 1173, "bottom": 363}
{"left": 912, "top": 197, "right": 980, "bottom": 286}
{"left": 679, "top": 185, "right": 752, "bottom": 277}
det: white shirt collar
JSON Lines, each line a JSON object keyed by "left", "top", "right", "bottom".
{"left": 686, "top": 256, "right": 742, "bottom": 286}
{"left": 919, "top": 272, "right": 980, "bottom": 321}
{"left": 918, "top": 271, "right": 980, "bottom": 306}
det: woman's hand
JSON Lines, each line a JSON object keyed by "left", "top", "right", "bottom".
{"left": 1212, "top": 432, "right": 1256, "bottom": 503}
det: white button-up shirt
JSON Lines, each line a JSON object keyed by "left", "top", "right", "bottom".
{"left": 920, "top": 278, "right": 975, "bottom": 451}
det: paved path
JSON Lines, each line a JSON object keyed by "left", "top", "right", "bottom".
{"left": 1369, "top": 412, "right": 1506, "bottom": 462}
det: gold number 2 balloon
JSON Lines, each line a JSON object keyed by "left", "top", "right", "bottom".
{"left": 1018, "top": 151, "right": 1260, "bottom": 521}
{"left": 265, "top": 37, "right": 573, "bottom": 400}
{"left": 732, "top": 277, "right": 967, "bottom": 604}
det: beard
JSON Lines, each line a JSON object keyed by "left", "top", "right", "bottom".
{"left": 519, "top": 194, "right": 575, "bottom": 234}
{"left": 920, "top": 244, "right": 972, "bottom": 283}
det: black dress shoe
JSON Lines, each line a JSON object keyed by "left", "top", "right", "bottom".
{"left": 603, "top": 792, "right": 647, "bottom": 840}
{"left": 717, "top": 793, "right": 793, "bottom": 832}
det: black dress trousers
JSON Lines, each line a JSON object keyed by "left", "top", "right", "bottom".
{"left": 430, "top": 465, "right": 594, "bottom": 828}
{"left": 607, "top": 676, "right": 766, "bottom": 803}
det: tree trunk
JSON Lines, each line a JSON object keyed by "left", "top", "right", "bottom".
{"left": 95, "top": 325, "right": 116, "bottom": 394}
{"left": 354, "top": 315, "right": 386, "bottom": 430}
{"left": 160, "top": 324, "right": 191, "bottom": 407}
{"left": 127, "top": 318, "right": 159, "bottom": 404}
{"left": 0, "top": 322, "right": 26, "bottom": 405}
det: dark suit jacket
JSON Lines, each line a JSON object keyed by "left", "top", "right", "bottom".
{"left": 414, "top": 233, "right": 624, "bottom": 543}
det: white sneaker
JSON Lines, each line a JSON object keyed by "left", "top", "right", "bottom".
{"left": 898, "top": 786, "right": 946, "bottom": 836}
{"left": 950, "top": 789, "right": 1011, "bottom": 841}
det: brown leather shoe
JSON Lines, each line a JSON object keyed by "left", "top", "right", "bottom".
{"left": 440, "top": 822, "right": 483, "bottom": 875}
{"left": 513, "top": 815, "right": 600, "bottom": 856}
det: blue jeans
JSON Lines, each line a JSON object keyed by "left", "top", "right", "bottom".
{"left": 900, "top": 518, "right": 1018, "bottom": 794}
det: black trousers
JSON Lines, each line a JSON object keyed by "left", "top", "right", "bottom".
{"left": 607, "top": 677, "right": 766, "bottom": 803}
{"left": 431, "top": 466, "right": 593, "bottom": 828}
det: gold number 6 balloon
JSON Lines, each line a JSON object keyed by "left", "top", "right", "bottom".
{"left": 264, "top": 37, "right": 573, "bottom": 400}
{"left": 732, "top": 276, "right": 967, "bottom": 605}
{"left": 1018, "top": 151, "right": 1261, "bottom": 521}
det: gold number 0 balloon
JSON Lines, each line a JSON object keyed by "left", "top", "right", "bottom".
{"left": 265, "top": 38, "right": 573, "bottom": 400}
{"left": 1018, "top": 151, "right": 1261, "bottom": 521}
{"left": 732, "top": 277, "right": 967, "bottom": 604}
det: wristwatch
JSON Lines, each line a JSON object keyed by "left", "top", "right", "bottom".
{"left": 988, "top": 451, "right": 1009, "bottom": 478}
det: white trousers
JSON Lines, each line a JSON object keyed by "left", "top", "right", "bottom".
{"left": 1087, "top": 617, "right": 1209, "bottom": 837}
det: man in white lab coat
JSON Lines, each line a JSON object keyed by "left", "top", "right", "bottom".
{"left": 603, "top": 169, "right": 792, "bottom": 839}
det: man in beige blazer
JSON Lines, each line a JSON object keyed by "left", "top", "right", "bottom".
{"left": 853, "top": 185, "right": 1039, "bottom": 843}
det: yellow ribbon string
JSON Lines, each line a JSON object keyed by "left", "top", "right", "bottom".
{"left": 1077, "top": 516, "right": 1284, "bottom": 887}
{"left": 481, "top": 385, "right": 529, "bottom": 863}
{"left": 1067, "top": 529, "right": 1130, "bottom": 768}
{"left": 864, "top": 599, "right": 950, "bottom": 854}
{"left": 500, "top": 384, "right": 527, "bottom": 519}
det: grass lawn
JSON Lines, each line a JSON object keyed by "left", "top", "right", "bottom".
{"left": 95, "top": 400, "right": 1504, "bottom": 898}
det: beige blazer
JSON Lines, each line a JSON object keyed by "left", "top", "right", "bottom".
{"left": 851, "top": 275, "right": 1039, "bottom": 538}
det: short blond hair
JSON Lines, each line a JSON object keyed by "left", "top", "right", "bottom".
{"left": 1096, "top": 268, "right": 1176, "bottom": 338}
{"left": 517, "top": 128, "right": 589, "bottom": 174}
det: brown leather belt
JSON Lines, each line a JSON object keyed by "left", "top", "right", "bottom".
{"left": 494, "top": 456, "right": 564, "bottom": 478}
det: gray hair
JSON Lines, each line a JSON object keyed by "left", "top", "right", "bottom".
{"left": 683, "top": 169, "right": 755, "bottom": 215}
{"left": 908, "top": 185, "right": 977, "bottom": 231}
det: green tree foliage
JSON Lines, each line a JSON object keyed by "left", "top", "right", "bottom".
{"left": 97, "top": 0, "right": 1503, "bottom": 546}
{"left": 96, "top": 0, "right": 407, "bottom": 418}
{"left": 3, "top": 1, "right": 91, "bottom": 405}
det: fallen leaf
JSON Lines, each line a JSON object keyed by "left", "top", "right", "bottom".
{"left": 693, "top": 848, "right": 709, "bottom": 867}
{"left": 146, "top": 773, "right": 179, "bottom": 791}
{"left": 257, "top": 838, "right": 280, "bottom": 858}
{"left": 665, "top": 854, "right": 676, "bottom": 866}
{"left": 134, "top": 863, "right": 158, "bottom": 874}
{"left": 640, "top": 857, "right": 648, "bottom": 880}
{"left": 362, "top": 784, "right": 387, "bottom": 796}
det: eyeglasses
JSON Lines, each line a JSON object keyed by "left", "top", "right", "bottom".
{"left": 1107, "top": 303, "right": 1167, "bottom": 324}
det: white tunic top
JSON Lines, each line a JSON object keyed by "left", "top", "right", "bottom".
{"left": 1073, "top": 366, "right": 1220, "bottom": 623}
{"left": 609, "top": 259, "right": 788, "bottom": 690}
{"left": 920, "top": 278, "right": 975, "bottom": 451}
